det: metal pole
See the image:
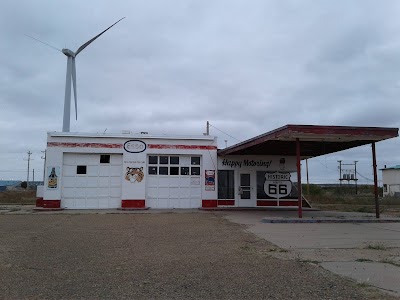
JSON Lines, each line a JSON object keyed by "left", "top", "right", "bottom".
{"left": 306, "top": 158, "right": 310, "bottom": 195}
{"left": 296, "top": 138, "right": 302, "bottom": 218}
{"left": 26, "top": 151, "right": 32, "bottom": 188}
{"left": 354, "top": 161, "right": 358, "bottom": 195}
{"left": 206, "top": 121, "right": 210, "bottom": 135}
{"left": 338, "top": 160, "right": 342, "bottom": 186}
{"left": 372, "top": 142, "right": 379, "bottom": 218}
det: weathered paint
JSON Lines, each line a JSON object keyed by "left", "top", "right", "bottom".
{"left": 121, "top": 200, "right": 146, "bottom": 208}
{"left": 148, "top": 144, "right": 217, "bottom": 150}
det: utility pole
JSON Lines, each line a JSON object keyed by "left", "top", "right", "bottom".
{"left": 26, "top": 151, "right": 32, "bottom": 188}
{"left": 306, "top": 159, "right": 310, "bottom": 195}
{"left": 33, "top": 169, "right": 35, "bottom": 182}
{"left": 206, "top": 121, "right": 210, "bottom": 135}
{"left": 338, "top": 160, "right": 342, "bottom": 186}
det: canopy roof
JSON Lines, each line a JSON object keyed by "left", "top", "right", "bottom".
{"left": 218, "top": 125, "right": 398, "bottom": 158}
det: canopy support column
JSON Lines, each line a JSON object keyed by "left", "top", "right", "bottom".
{"left": 372, "top": 142, "right": 380, "bottom": 218}
{"left": 296, "top": 138, "right": 302, "bottom": 218}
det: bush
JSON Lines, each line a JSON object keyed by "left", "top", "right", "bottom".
{"left": 20, "top": 181, "right": 27, "bottom": 189}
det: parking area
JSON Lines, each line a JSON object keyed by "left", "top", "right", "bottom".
{"left": 0, "top": 211, "right": 395, "bottom": 299}
{"left": 222, "top": 210, "right": 400, "bottom": 297}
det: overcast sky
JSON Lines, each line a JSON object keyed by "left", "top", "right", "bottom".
{"left": 1, "top": 0, "right": 400, "bottom": 183}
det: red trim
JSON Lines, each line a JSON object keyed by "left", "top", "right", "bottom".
{"left": 149, "top": 144, "right": 217, "bottom": 150}
{"left": 257, "top": 200, "right": 278, "bottom": 206}
{"left": 202, "top": 200, "right": 218, "bottom": 208}
{"left": 47, "top": 142, "right": 122, "bottom": 149}
{"left": 42, "top": 200, "right": 61, "bottom": 208}
{"left": 217, "top": 200, "right": 235, "bottom": 206}
{"left": 121, "top": 200, "right": 145, "bottom": 208}
{"left": 279, "top": 200, "right": 298, "bottom": 206}
{"left": 36, "top": 198, "right": 44, "bottom": 207}
{"left": 257, "top": 200, "right": 298, "bottom": 206}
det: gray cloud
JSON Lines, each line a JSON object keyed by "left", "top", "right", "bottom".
{"left": 1, "top": 0, "right": 400, "bottom": 181}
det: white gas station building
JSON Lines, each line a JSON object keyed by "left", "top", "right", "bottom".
{"left": 37, "top": 124, "right": 398, "bottom": 217}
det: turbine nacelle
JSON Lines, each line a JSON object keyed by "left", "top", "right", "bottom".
{"left": 62, "top": 49, "right": 75, "bottom": 57}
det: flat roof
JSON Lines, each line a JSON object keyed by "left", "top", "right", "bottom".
{"left": 218, "top": 124, "right": 398, "bottom": 158}
{"left": 48, "top": 131, "right": 215, "bottom": 141}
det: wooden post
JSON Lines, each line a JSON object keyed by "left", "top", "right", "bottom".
{"left": 372, "top": 142, "right": 380, "bottom": 218}
{"left": 296, "top": 138, "right": 302, "bottom": 218}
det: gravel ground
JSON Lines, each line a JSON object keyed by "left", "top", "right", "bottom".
{"left": 0, "top": 212, "right": 394, "bottom": 300}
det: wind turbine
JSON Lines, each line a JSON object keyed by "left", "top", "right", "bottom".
{"left": 27, "top": 17, "right": 125, "bottom": 132}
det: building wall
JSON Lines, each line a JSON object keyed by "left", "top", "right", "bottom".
{"left": 382, "top": 169, "right": 400, "bottom": 196}
{"left": 41, "top": 133, "right": 218, "bottom": 209}
{"left": 217, "top": 155, "right": 298, "bottom": 207}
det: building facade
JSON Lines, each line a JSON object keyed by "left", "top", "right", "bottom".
{"left": 382, "top": 165, "right": 400, "bottom": 197}
{"left": 37, "top": 132, "right": 299, "bottom": 209}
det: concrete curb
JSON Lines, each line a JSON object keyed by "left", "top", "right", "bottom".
{"left": 262, "top": 218, "right": 400, "bottom": 223}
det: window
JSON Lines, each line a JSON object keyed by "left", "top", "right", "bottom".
{"left": 149, "top": 156, "right": 158, "bottom": 164}
{"left": 170, "top": 156, "right": 179, "bottom": 164}
{"left": 159, "top": 167, "right": 168, "bottom": 175}
{"left": 148, "top": 166, "right": 157, "bottom": 175}
{"left": 218, "top": 170, "right": 234, "bottom": 199}
{"left": 100, "top": 154, "right": 110, "bottom": 163}
{"left": 148, "top": 155, "right": 200, "bottom": 176}
{"left": 170, "top": 167, "right": 179, "bottom": 175}
{"left": 191, "top": 157, "right": 200, "bottom": 165}
{"left": 77, "top": 165, "right": 87, "bottom": 175}
{"left": 160, "top": 156, "right": 169, "bottom": 164}
{"left": 191, "top": 167, "right": 200, "bottom": 175}
{"left": 181, "top": 167, "right": 189, "bottom": 175}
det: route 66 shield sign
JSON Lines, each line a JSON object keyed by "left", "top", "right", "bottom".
{"left": 264, "top": 172, "right": 292, "bottom": 198}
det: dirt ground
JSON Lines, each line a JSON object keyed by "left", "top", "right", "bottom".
{"left": 0, "top": 212, "right": 394, "bottom": 300}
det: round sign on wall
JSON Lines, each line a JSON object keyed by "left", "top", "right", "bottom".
{"left": 124, "top": 140, "right": 146, "bottom": 153}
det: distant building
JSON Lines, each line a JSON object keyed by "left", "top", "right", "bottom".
{"left": 381, "top": 165, "right": 400, "bottom": 197}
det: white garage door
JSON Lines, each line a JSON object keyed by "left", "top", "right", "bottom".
{"left": 146, "top": 155, "right": 201, "bottom": 208}
{"left": 62, "top": 153, "right": 122, "bottom": 209}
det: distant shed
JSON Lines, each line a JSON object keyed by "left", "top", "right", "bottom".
{"left": 381, "top": 165, "right": 400, "bottom": 197}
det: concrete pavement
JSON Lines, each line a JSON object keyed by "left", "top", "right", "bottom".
{"left": 221, "top": 210, "right": 400, "bottom": 297}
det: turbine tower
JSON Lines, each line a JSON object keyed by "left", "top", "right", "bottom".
{"left": 61, "top": 17, "right": 125, "bottom": 132}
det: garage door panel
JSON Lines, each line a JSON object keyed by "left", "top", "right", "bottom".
{"left": 75, "top": 177, "right": 88, "bottom": 188}
{"left": 109, "top": 166, "right": 122, "bottom": 176}
{"left": 168, "top": 177, "right": 181, "bottom": 187}
{"left": 147, "top": 176, "right": 158, "bottom": 187}
{"left": 63, "top": 177, "right": 75, "bottom": 188}
{"left": 85, "top": 198, "right": 99, "bottom": 209}
{"left": 169, "top": 187, "right": 180, "bottom": 198}
{"left": 110, "top": 187, "right": 121, "bottom": 197}
{"left": 180, "top": 187, "right": 190, "bottom": 198}
{"left": 111, "top": 155, "right": 122, "bottom": 164}
{"left": 63, "top": 165, "right": 76, "bottom": 176}
{"left": 110, "top": 177, "right": 121, "bottom": 187}
{"left": 86, "top": 177, "right": 99, "bottom": 187}
{"left": 87, "top": 166, "right": 98, "bottom": 176}
{"left": 158, "top": 177, "right": 170, "bottom": 187}
{"left": 97, "top": 188, "right": 110, "bottom": 197}
{"left": 63, "top": 187, "right": 75, "bottom": 198}
{"left": 97, "top": 177, "right": 110, "bottom": 187}
{"left": 158, "top": 187, "right": 169, "bottom": 196}
{"left": 63, "top": 154, "right": 76, "bottom": 165}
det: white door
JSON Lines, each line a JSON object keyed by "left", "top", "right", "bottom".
{"left": 237, "top": 172, "right": 255, "bottom": 207}
{"left": 62, "top": 153, "right": 122, "bottom": 209}
{"left": 146, "top": 155, "right": 201, "bottom": 208}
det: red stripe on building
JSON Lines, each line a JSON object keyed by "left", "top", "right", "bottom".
{"left": 47, "top": 142, "right": 122, "bottom": 149}
{"left": 148, "top": 144, "right": 217, "bottom": 150}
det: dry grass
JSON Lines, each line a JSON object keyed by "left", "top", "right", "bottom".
{"left": 0, "top": 190, "right": 36, "bottom": 205}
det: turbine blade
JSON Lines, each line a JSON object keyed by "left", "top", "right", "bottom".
{"left": 24, "top": 34, "right": 61, "bottom": 52}
{"left": 71, "top": 58, "right": 78, "bottom": 120}
{"left": 75, "top": 17, "right": 125, "bottom": 56}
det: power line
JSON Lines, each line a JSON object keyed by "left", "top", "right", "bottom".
{"left": 208, "top": 123, "right": 241, "bottom": 142}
